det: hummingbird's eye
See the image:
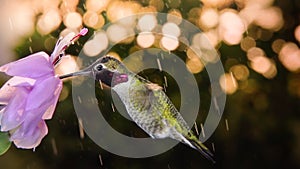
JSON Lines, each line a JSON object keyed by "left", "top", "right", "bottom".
{"left": 95, "top": 64, "right": 103, "bottom": 71}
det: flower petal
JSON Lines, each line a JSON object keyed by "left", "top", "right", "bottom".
{"left": 25, "top": 76, "right": 62, "bottom": 111}
{"left": 1, "top": 87, "right": 29, "bottom": 131}
{"left": 0, "top": 52, "right": 54, "bottom": 78}
{"left": 6, "top": 76, "right": 36, "bottom": 87}
{"left": 10, "top": 120, "right": 48, "bottom": 149}
{"left": 0, "top": 85, "right": 15, "bottom": 105}
{"left": 10, "top": 104, "right": 48, "bottom": 149}
{"left": 50, "top": 32, "right": 75, "bottom": 63}
{"left": 0, "top": 107, "right": 5, "bottom": 126}
{"left": 0, "top": 76, "right": 35, "bottom": 104}
{"left": 42, "top": 80, "right": 62, "bottom": 120}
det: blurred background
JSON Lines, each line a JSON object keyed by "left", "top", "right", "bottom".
{"left": 0, "top": 0, "right": 300, "bottom": 168}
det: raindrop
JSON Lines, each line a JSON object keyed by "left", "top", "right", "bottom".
{"left": 164, "top": 76, "right": 168, "bottom": 87}
{"left": 194, "top": 122, "right": 199, "bottom": 136}
{"left": 77, "top": 96, "right": 82, "bottom": 104}
{"left": 78, "top": 118, "right": 85, "bottom": 139}
{"left": 99, "top": 80, "right": 104, "bottom": 90}
{"left": 111, "top": 102, "right": 115, "bottom": 112}
{"left": 213, "top": 97, "right": 220, "bottom": 116}
{"left": 225, "top": 118, "right": 229, "bottom": 131}
{"left": 29, "top": 46, "right": 33, "bottom": 54}
{"left": 156, "top": 58, "right": 162, "bottom": 71}
{"left": 51, "top": 138, "right": 58, "bottom": 156}
{"left": 8, "top": 17, "right": 13, "bottom": 30}
{"left": 200, "top": 123, "right": 205, "bottom": 138}
{"left": 211, "top": 142, "right": 215, "bottom": 152}
{"left": 99, "top": 154, "right": 103, "bottom": 166}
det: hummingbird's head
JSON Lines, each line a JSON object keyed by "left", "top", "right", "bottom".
{"left": 91, "top": 56, "right": 129, "bottom": 87}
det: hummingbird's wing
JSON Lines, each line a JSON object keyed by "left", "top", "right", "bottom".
{"left": 137, "top": 75, "right": 191, "bottom": 130}
{"left": 126, "top": 79, "right": 167, "bottom": 138}
{"left": 146, "top": 83, "right": 191, "bottom": 133}
{"left": 143, "top": 82, "right": 215, "bottom": 163}
{"left": 126, "top": 75, "right": 215, "bottom": 162}
{"left": 128, "top": 75, "right": 191, "bottom": 139}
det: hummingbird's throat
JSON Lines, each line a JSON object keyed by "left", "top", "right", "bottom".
{"left": 112, "top": 73, "right": 128, "bottom": 86}
{"left": 95, "top": 69, "right": 128, "bottom": 87}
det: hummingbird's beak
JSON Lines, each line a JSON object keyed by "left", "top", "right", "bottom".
{"left": 59, "top": 70, "right": 91, "bottom": 79}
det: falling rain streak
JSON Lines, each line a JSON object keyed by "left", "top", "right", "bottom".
{"left": 99, "top": 80, "right": 104, "bottom": 90}
{"left": 8, "top": 17, "right": 13, "bottom": 30}
{"left": 211, "top": 142, "right": 215, "bottom": 152}
{"left": 29, "top": 46, "right": 33, "bottom": 54}
{"left": 91, "top": 98, "right": 98, "bottom": 104}
{"left": 111, "top": 102, "right": 116, "bottom": 112}
{"left": 51, "top": 138, "right": 58, "bottom": 156}
{"left": 200, "top": 123, "right": 205, "bottom": 138}
{"left": 99, "top": 154, "right": 103, "bottom": 166}
{"left": 225, "top": 118, "right": 229, "bottom": 131}
{"left": 163, "top": 84, "right": 167, "bottom": 92}
{"left": 164, "top": 76, "right": 168, "bottom": 87}
{"left": 77, "top": 96, "right": 82, "bottom": 104}
{"left": 213, "top": 97, "right": 221, "bottom": 115}
{"left": 78, "top": 118, "right": 85, "bottom": 139}
{"left": 194, "top": 122, "right": 199, "bottom": 136}
{"left": 230, "top": 72, "right": 238, "bottom": 88}
{"left": 156, "top": 58, "right": 162, "bottom": 71}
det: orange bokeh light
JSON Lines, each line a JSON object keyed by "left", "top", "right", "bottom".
{"left": 279, "top": 42, "right": 300, "bottom": 72}
{"left": 219, "top": 10, "right": 245, "bottom": 45}
{"left": 254, "top": 7, "right": 283, "bottom": 31}
{"left": 295, "top": 25, "right": 300, "bottom": 42}
{"left": 137, "top": 32, "right": 155, "bottom": 48}
{"left": 219, "top": 73, "right": 238, "bottom": 94}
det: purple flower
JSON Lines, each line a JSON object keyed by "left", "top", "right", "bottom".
{"left": 0, "top": 28, "right": 88, "bottom": 149}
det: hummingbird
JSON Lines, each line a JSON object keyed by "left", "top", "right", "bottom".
{"left": 60, "top": 56, "right": 215, "bottom": 163}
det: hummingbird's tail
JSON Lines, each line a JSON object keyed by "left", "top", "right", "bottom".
{"left": 183, "top": 135, "right": 216, "bottom": 163}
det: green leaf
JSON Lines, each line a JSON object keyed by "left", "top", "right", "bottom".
{"left": 0, "top": 131, "right": 11, "bottom": 156}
